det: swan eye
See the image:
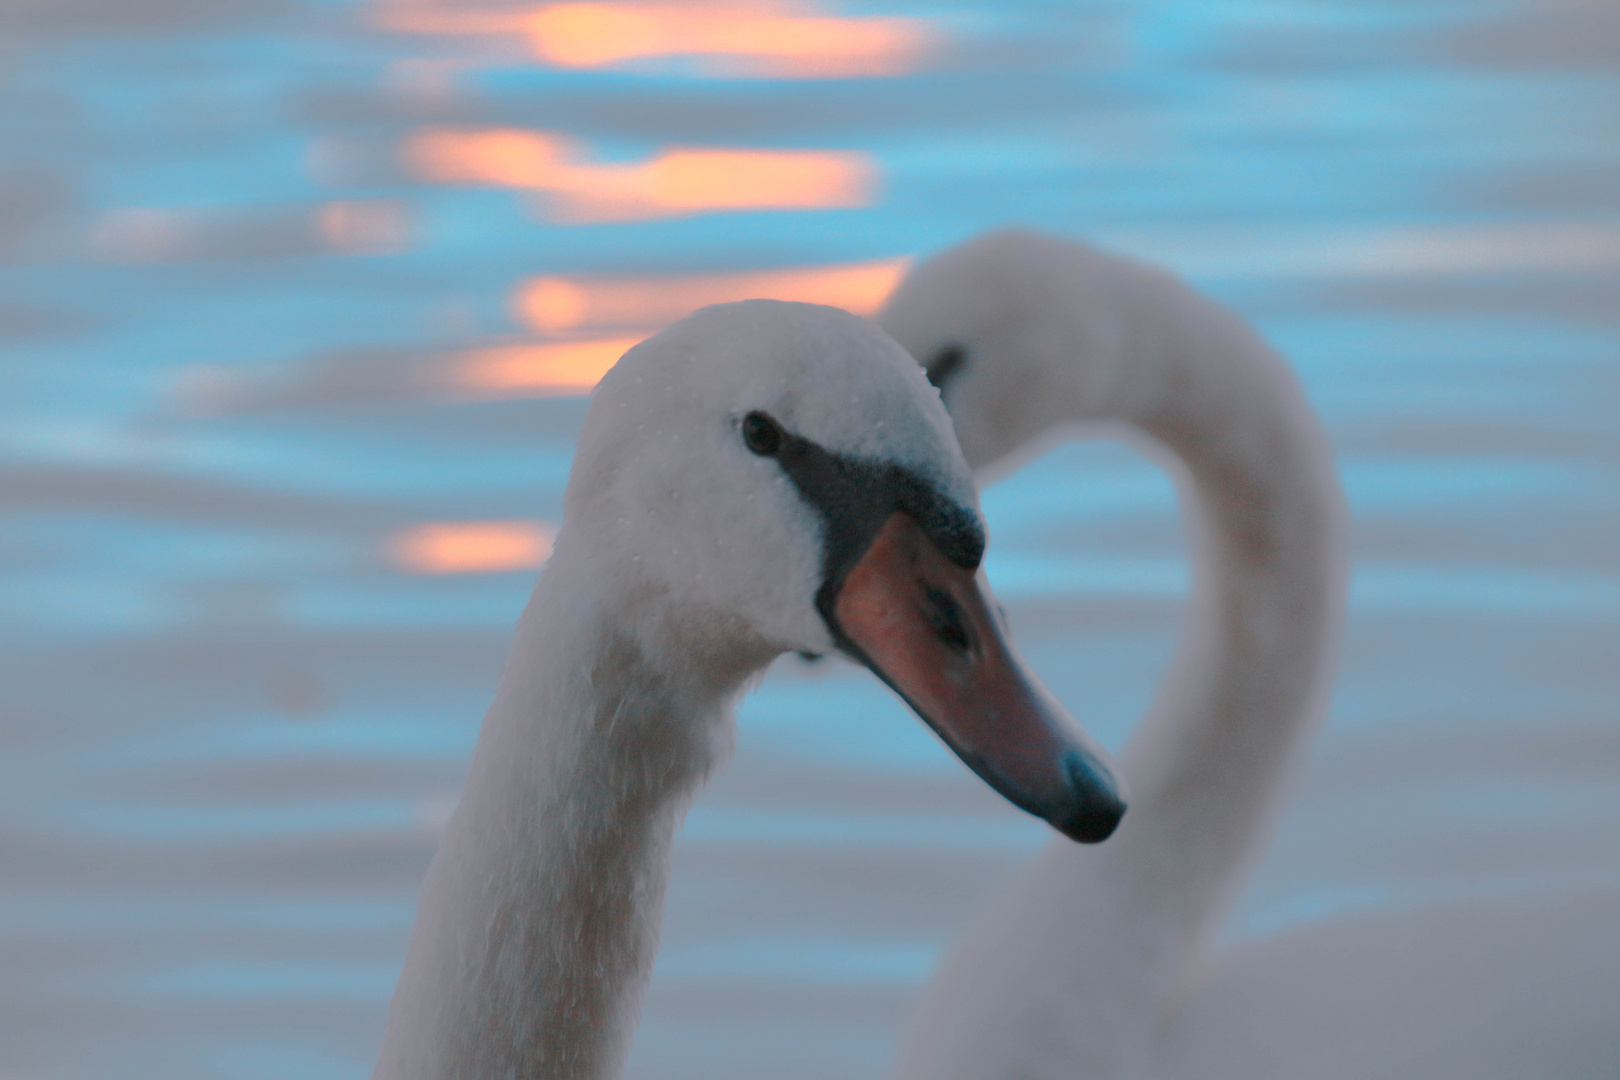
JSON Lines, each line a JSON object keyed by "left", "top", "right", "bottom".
{"left": 742, "top": 411, "right": 784, "bottom": 456}
{"left": 925, "top": 344, "right": 967, "bottom": 392}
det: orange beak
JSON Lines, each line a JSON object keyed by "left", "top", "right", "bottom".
{"left": 831, "top": 513, "right": 1126, "bottom": 843}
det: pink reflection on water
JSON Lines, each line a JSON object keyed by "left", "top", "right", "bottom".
{"left": 403, "top": 128, "right": 875, "bottom": 222}
{"left": 90, "top": 201, "right": 411, "bottom": 263}
{"left": 388, "top": 520, "right": 556, "bottom": 574}
{"left": 512, "top": 258, "right": 909, "bottom": 333}
{"left": 371, "top": 0, "right": 934, "bottom": 78}
{"left": 169, "top": 334, "right": 648, "bottom": 412}
{"left": 316, "top": 201, "right": 415, "bottom": 255}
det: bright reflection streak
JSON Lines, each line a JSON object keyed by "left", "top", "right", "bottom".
{"left": 527, "top": 3, "right": 930, "bottom": 77}
{"left": 513, "top": 258, "right": 910, "bottom": 333}
{"left": 404, "top": 129, "right": 874, "bottom": 222}
{"left": 372, "top": 0, "right": 933, "bottom": 78}
{"left": 388, "top": 521, "right": 556, "bottom": 574}
{"left": 448, "top": 337, "right": 646, "bottom": 396}
{"left": 405, "top": 129, "right": 569, "bottom": 188}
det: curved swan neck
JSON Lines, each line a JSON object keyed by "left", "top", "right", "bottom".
{"left": 1097, "top": 261, "right": 1347, "bottom": 957}
{"left": 372, "top": 541, "right": 742, "bottom": 1080}
{"left": 883, "top": 242, "right": 1347, "bottom": 1080}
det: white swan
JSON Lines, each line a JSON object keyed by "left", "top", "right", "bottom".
{"left": 369, "top": 300, "right": 1126, "bottom": 1080}
{"left": 876, "top": 230, "right": 1620, "bottom": 1079}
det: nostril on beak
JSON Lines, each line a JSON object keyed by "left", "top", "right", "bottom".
{"left": 923, "top": 587, "right": 973, "bottom": 653}
{"left": 1059, "top": 749, "right": 1127, "bottom": 844}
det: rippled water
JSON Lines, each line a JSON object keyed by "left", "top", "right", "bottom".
{"left": 3, "top": 1, "right": 1618, "bottom": 1077}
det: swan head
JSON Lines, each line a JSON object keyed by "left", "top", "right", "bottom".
{"left": 878, "top": 228, "right": 1140, "bottom": 473}
{"left": 564, "top": 299, "right": 1124, "bottom": 843}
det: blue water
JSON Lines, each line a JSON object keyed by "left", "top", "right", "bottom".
{"left": 3, "top": 1, "right": 1618, "bottom": 1077}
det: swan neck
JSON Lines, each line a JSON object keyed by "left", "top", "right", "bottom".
{"left": 1104, "top": 271, "right": 1347, "bottom": 954}
{"left": 373, "top": 544, "right": 741, "bottom": 1080}
{"left": 884, "top": 253, "right": 1348, "bottom": 1080}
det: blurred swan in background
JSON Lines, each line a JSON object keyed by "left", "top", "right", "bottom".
{"left": 369, "top": 301, "right": 1124, "bottom": 1080}
{"left": 877, "top": 230, "right": 1620, "bottom": 1080}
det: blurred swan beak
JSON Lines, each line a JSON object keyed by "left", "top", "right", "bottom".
{"left": 832, "top": 513, "right": 1127, "bottom": 843}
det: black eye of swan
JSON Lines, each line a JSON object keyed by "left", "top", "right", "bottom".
{"left": 925, "top": 344, "right": 967, "bottom": 391}
{"left": 742, "top": 411, "right": 784, "bottom": 456}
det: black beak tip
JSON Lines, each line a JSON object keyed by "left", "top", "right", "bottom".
{"left": 1056, "top": 796, "right": 1126, "bottom": 844}
{"left": 1056, "top": 750, "right": 1127, "bottom": 844}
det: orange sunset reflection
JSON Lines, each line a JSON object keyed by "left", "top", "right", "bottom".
{"left": 437, "top": 259, "right": 912, "bottom": 400}
{"left": 404, "top": 129, "right": 875, "bottom": 222}
{"left": 447, "top": 337, "right": 647, "bottom": 397}
{"left": 372, "top": 0, "right": 933, "bottom": 78}
{"left": 527, "top": 2, "right": 930, "bottom": 76}
{"left": 388, "top": 520, "right": 556, "bottom": 574}
{"left": 512, "top": 258, "right": 909, "bottom": 333}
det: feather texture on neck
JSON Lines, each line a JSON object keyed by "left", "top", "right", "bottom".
{"left": 373, "top": 540, "right": 747, "bottom": 1080}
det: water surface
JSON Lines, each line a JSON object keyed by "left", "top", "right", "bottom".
{"left": 2, "top": 1, "right": 1617, "bottom": 1076}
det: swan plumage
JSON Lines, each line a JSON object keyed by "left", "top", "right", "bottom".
{"left": 371, "top": 299, "right": 1124, "bottom": 1080}
{"left": 1158, "top": 888, "right": 1620, "bottom": 1080}
{"left": 877, "top": 229, "right": 1620, "bottom": 1079}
